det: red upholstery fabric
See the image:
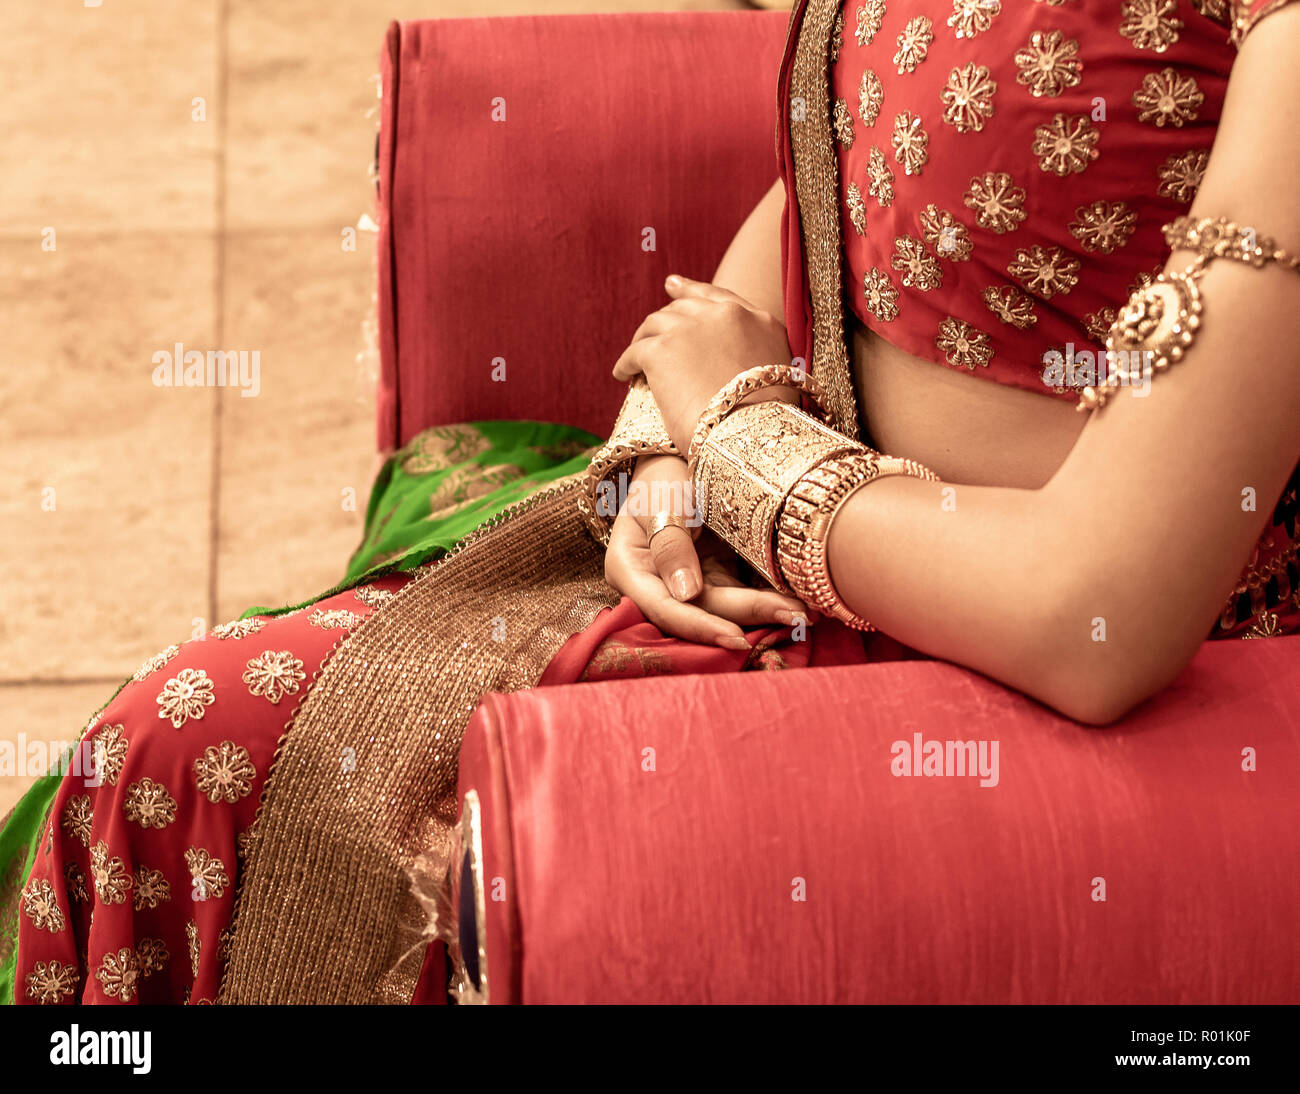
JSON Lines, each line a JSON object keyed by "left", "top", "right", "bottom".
{"left": 375, "top": 12, "right": 791, "bottom": 451}
{"left": 459, "top": 636, "right": 1300, "bottom": 1003}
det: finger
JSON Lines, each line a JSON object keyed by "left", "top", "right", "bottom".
{"left": 614, "top": 555, "right": 750, "bottom": 647}
{"left": 611, "top": 340, "right": 649, "bottom": 382}
{"left": 697, "top": 583, "right": 813, "bottom": 627}
{"left": 645, "top": 525, "right": 703, "bottom": 601}
{"left": 663, "top": 274, "right": 751, "bottom": 307}
{"left": 628, "top": 309, "right": 676, "bottom": 344}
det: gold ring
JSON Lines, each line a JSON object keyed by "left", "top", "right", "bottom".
{"left": 646, "top": 512, "right": 689, "bottom": 546}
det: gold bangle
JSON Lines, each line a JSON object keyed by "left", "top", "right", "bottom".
{"left": 1078, "top": 215, "right": 1300, "bottom": 412}
{"left": 690, "top": 400, "right": 867, "bottom": 592}
{"left": 685, "top": 363, "right": 833, "bottom": 482}
{"left": 579, "top": 377, "right": 679, "bottom": 546}
{"left": 776, "top": 452, "right": 939, "bottom": 631}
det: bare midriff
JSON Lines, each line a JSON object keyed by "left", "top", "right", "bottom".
{"left": 849, "top": 317, "right": 1087, "bottom": 491}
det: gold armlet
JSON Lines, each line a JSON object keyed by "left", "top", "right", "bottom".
{"left": 690, "top": 400, "right": 865, "bottom": 593}
{"left": 1078, "top": 215, "right": 1300, "bottom": 412}
{"left": 685, "top": 363, "right": 833, "bottom": 481}
{"left": 578, "top": 377, "right": 678, "bottom": 546}
{"left": 776, "top": 453, "right": 938, "bottom": 631}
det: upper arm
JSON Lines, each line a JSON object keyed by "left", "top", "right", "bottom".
{"left": 710, "top": 178, "right": 787, "bottom": 322}
{"left": 1041, "top": 6, "right": 1300, "bottom": 715}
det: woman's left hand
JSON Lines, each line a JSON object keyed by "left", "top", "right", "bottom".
{"left": 612, "top": 275, "right": 800, "bottom": 454}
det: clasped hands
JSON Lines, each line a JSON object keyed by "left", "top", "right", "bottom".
{"left": 603, "top": 274, "right": 815, "bottom": 650}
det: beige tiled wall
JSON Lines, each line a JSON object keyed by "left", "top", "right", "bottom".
{"left": 0, "top": 0, "right": 750, "bottom": 814}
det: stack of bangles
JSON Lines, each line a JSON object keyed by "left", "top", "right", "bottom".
{"left": 684, "top": 363, "right": 938, "bottom": 631}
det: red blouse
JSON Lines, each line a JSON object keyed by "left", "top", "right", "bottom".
{"left": 828, "top": 0, "right": 1292, "bottom": 395}
{"left": 779, "top": 0, "right": 1300, "bottom": 639}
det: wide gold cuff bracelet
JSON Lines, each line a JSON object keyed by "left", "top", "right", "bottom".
{"left": 690, "top": 399, "right": 866, "bottom": 593}
{"left": 776, "top": 452, "right": 939, "bottom": 631}
{"left": 685, "top": 363, "right": 833, "bottom": 482}
{"left": 578, "top": 377, "right": 679, "bottom": 546}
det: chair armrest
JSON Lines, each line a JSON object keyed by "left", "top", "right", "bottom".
{"left": 455, "top": 636, "right": 1300, "bottom": 1002}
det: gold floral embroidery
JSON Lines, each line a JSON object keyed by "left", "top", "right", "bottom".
{"left": 132, "top": 865, "right": 172, "bottom": 910}
{"left": 91, "top": 724, "right": 128, "bottom": 786}
{"left": 1032, "top": 114, "right": 1100, "bottom": 176}
{"left": 1191, "top": 0, "right": 1230, "bottom": 26}
{"left": 863, "top": 267, "right": 901, "bottom": 321}
{"left": 308, "top": 608, "right": 363, "bottom": 630}
{"left": 137, "top": 937, "right": 170, "bottom": 978}
{"left": 1132, "top": 69, "right": 1203, "bottom": 128}
{"left": 935, "top": 318, "right": 994, "bottom": 370}
{"left": 858, "top": 69, "right": 883, "bottom": 126}
{"left": 830, "top": 9, "right": 845, "bottom": 61}
{"left": 21, "top": 878, "right": 66, "bottom": 932}
{"left": 845, "top": 181, "right": 868, "bottom": 236}
{"left": 193, "top": 740, "right": 256, "bottom": 804}
{"left": 1069, "top": 201, "right": 1137, "bottom": 254}
{"left": 893, "top": 15, "right": 934, "bottom": 74}
{"left": 832, "top": 97, "right": 855, "bottom": 148}
{"left": 982, "top": 285, "right": 1038, "bottom": 329}
{"left": 400, "top": 424, "right": 492, "bottom": 476}
{"left": 753, "top": 648, "right": 789, "bottom": 671}
{"left": 1014, "top": 30, "right": 1082, "bottom": 98}
{"left": 132, "top": 644, "right": 180, "bottom": 683}
{"left": 941, "top": 63, "right": 997, "bottom": 133}
{"left": 242, "top": 650, "right": 306, "bottom": 705}
{"left": 123, "top": 777, "right": 177, "bottom": 830}
{"left": 185, "top": 847, "right": 230, "bottom": 901}
{"left": 24, "top": 960, "right": 76, "bottom": 1004}
{"left": 1243, "top": 612, "right": 1283, "bottom": 639}
{"left": 209, "top": 617, "right": 267, "bottom": 640}
{"left": 353, "top": 585, "right": 395, "bottom": 609}
{"left": 65, "top": 862, "right": 89, "bottom": 904}
{"left": 891, "top": 111, "right": 929, "bottom": 175}
{"left": 156, "top": 667, "right": 216, "bottom": 728}
{"left": 1083, "top": 307, "right": 1118, "bottom": 343}
{"left": 235, "top": 827, "right": 257, "bottom": 865}
{"left": 919, "top": 205, "right": 973, "bottom": 261}
{"left": 96, "top": 947, "right": 141, "bottom": 1002}
{"left": 1120, "top": 0, "right": 1183, "bottom": 53}
{"left": 892, "top": 236, "right": 944, "bottom": 291}
{"left": 948, "top": 0, "right": 1001, "bottom": 39}
{"left": 1008, "top": 246, "right": 1081, "bottom": 297}
{"left": 89, "top": 840, "right": 132, "bottom": 905}
{"left": 186, "top": 920, "right": 201, "bottom": 978}
{"left": 867, "top": 146, "right": 895, "bottom": 207}
{"left": 61, "top": 795, "right": 93, "bottom": 848}
{"left": 856, "top": 0, "right": 887, "bottom": 46}
{"left": 963, "top": 172, "right": 1027, "bottom": 234}
{"left": 1157, "top": 149, "right": 1208, "bottom": 203}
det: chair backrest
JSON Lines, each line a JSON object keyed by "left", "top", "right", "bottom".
{"left": 376, "top": 10, "right": 790, "bottom": 450}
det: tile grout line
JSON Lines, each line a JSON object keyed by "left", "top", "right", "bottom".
{"left": 207, "top": 0, "right": 230, "bottom": 630}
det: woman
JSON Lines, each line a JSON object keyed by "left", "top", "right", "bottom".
{"left": 3, "top": 0, "right": 1298, "bottom": 1004}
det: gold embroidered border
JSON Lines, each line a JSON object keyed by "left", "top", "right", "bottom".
{"left": 788, "top": 0, "right": 861, "bottom": 441}
{"left": 218, "top": 476, "right": 618, "bottom": 1004}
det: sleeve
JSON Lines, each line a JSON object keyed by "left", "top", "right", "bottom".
{"left": 1229, "top": 0, "right": 1300, "bottom": 46}
{"left": 576, "top": 377, "right": 679, "bottom": 547}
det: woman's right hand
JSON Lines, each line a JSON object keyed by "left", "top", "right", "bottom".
{"left": 603, "top": 453, "right": 813, "bottom": 650}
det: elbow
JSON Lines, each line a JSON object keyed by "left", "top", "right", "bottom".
{"left": 1027, "top": 578, "right": 1203, "bottom": 727}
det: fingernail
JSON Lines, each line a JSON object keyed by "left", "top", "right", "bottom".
{"left": 716, "top": 635, "right": 751, "bottom": 651}
{"left": 671, "top": 569, "right": 698, "bottom": 601}
{"left": 774, "top": 610, "right": 808, "bottom": 626}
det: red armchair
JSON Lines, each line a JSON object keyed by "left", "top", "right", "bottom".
{"left": 377, "top": 12, "right": 1300, "bottom": 1004}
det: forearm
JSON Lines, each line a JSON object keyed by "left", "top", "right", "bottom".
{"left": 824, "top": 471, "right": 1218, "bottom": 725}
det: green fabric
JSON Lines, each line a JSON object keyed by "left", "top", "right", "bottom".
{"left": 0, "top": 419, "right": 601, "bottom": 1002}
